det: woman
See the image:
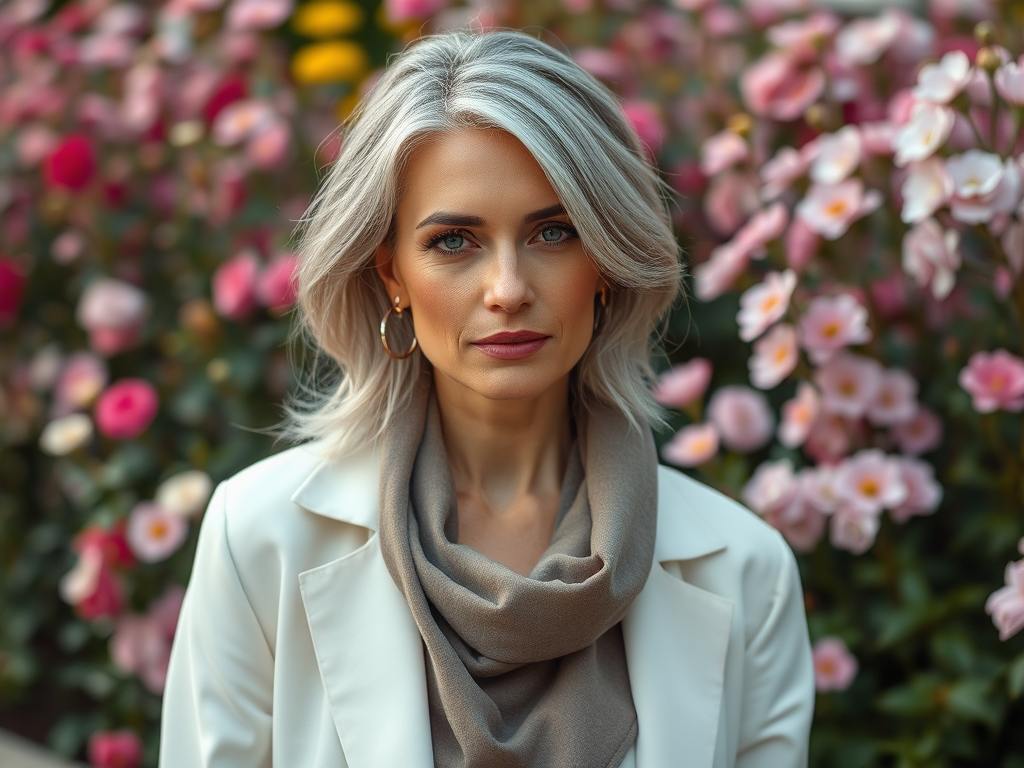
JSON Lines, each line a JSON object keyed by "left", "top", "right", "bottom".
{"left": 160, "top": 27, "right": 814, "bottom": 768}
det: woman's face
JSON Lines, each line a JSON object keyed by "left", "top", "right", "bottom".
{"left": 375, "top": 127, "right": 604, "bottom": 402}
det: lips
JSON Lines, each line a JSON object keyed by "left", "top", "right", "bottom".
{"left": 470, "top": 330, "right": 550, "bottom": 360}
{"left": 473, "top": 330, "right": 548, "bottom": 344}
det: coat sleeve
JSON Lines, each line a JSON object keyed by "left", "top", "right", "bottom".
{"left": 735, "top": 530, "right": 815, "bottom": 768}
{"left": 159, "top": 480, "right": 274, "bottom": 767}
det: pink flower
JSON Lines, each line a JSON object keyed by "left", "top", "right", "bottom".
{"left": 802, "top": 464, "right": 841, "bottom": 514}
{"left": 766, "top": 485, "right": 828, "bottom": 552}
{"left": 94, "top": 379, "right": 159, "bottom": 440}
{"left": 111, "top": 612, "right": 173, "bottom": 693}
{"left": 795, "top": 179, "right": 882, "bottom": 240}
{"left": 958, "top": 348, "right": 1024, "bottom": 413}
{"left": 737, "top": 269, "right": 797, "bottom": 342}
{"left": 946, "top": 150, "right": 1022, "bottom": 224}
{"left": 892, "top": 405, "right": 943, "bottom": 455}
{"left": 749, "top": 323, "right": 798, "bottom": 389}
{"left": 892, "top": 102, "right": 954, "bottom": 168}
{"left": 732, "top": 203, "right": 789, "bottom": 258}
{"left": 88, "top": 731, "right": 143, "bottom": 768}
{"left": 693, "top": 242, "right": 749, "bottom": 301}
{"left": 994, "top": 62, "right": 1024, "bottom": 106}
{"left": 54, "top": 352, "right": 108, "bottom": 414}
{"left": 834, "top": 11, "right": 900, "bottom": 66}
{"left": 700, "top": 129, "right": 749, "bottom": 176}
{"left": 986, "top": 558, "right": 1024, "bottom": 641}
{"left": 149, "top": 585, "right": 187, "bottom": 637}
{"left": 127, "top": 501, "right": 188, "bottom": 563}
{"left": 75, "top": 278, "right": 150, "bottom": 357}
{"left": 784, "top": 218, "right": 820, "bottom": 273}
{"left": 811, "top": 637, "right": 858, "bottom": 692}
{"left": 809, "top": 126, "right": 861, "bottom": 185}
{"left": 59, "top": 545, "right": 125, "bottom": 621}
{"left": 742, "top": 458, "right": 797, "bottom": 516}
{"left": 256, "top": 253, "right": 299, "bottom": 311}
{"left": 212, "top": 99, "right": 276, "bottom": 146}
{"left": 901, "top": 218, "right": 961, "bottom": 300}
{"left": 765, "top": 11, "right": 840, "bottom": 63}
{"left": 384, "top": 0, "right": 450, "bottom": 24}
{"left": 914, "top": 51, "right": 972, "bottom": 104}
{"left": 900, "top": 158, "right": 953, "bottom": 224}
{"left": 227, "top": 0, "right": 294, "bottom": 30}
{"left": 740, "top": 51, "right": 824, "bottom": 122}
{"left": 0, "top": 257, "right": 27, "bottom": 326}
{"left": 830, "top": 505, "right": 880, "bottom": 554}
{"left": 798, "top": 293, "right": 871, "bottom": 364}
{"left": 652, "top": 358, "right": 713, "bottom": 408}
{"left": 779, "top": 381, "right": 819, "bottom": 448}
{"left": 761, "top": 146, "right": 811, "bottom": 200}
{"left": 805, "top": 413, "right": 857, "bottom": 463}
{"left": 889, "top": 457, "right": 942, "bottom": 523}
{"left": 707, "top": 385, "right": 775, "bottom": 452}
{"left": 836, "top": 449, "right": 908, "bottom": 515}
{"left": 661, "top": 423, "right": 720, "bottom": 467}
{"left": 621, "top": 100, "right": 665, "bottom": 157}
{"left": 247, "top": 118, "right": 291, "bottom": 169}
{"left": 814, "top": 352, "right": 883, "bottom": 419}
{"left": 866, "top": 368, "right": 918, "bottom": 426}
{"left": 43, "top": 133, "right": 95, "bottom": 191}
{"left": 704, "top": 171, "right": 760, "bottom": 236}
{"left": 860, "top": 121, "right": 896, "bottom": 156}
{"left": 213, "top": 250, "right": 260, "bottom": 320}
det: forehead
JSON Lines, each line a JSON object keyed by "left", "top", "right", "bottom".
{"left": 396, "top": 127, "right": 559, "bottom": 214}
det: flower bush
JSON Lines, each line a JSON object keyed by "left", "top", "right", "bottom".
{"left": 3, "top": 0, "right": 1024, "bottom": 765}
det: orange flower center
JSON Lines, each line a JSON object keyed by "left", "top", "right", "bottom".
{"left": 149, "top": 520, "right": 168, "bottom": 540}
{"left": 824, "top": 200, "right": 848, "bottom": 217}
{"left": 821, "top": 320, "right": 841, "bottom": 338}
{"left": 859, "top": 478, "right": 879, "bottom": 497}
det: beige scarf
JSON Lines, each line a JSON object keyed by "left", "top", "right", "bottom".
{"left": 378, "top": 374, "right": 658, "bottom": 768}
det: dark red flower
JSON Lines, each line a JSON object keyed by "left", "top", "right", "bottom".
{"left": 0, "top": 257, "right": 26, "bottom": 326}
{"left": 43, "top": 134, "right": 96, "bottom": 191}
{"left": 203, "top": 73, "right": 247, "bottom": 126}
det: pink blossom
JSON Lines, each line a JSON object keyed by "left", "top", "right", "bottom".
{"left": 111, "top": 612, "right": 173, "bottom": 693}
{"left": 811, "top": 637, "right": 858, "bottom": 691}
{"left": 737, "top": 269, "right": 796, "bottom": 342}
{"left": 814, "top": 352, "right": 883, "bottom": 419}
{"left": 384, "top": 0, "right": 450, "bottom": 24}
{"left": 75, "top": 278, "right": 150, "bottom": 356}
{"left": 700, "top": 129, "right": 749, "bottom": 176}
{"left": 778, "top": 381, "right": 819, "bottom": 448}
{"left": 867, "top": 368, "right": 918, "bottom": 426}
{"left": 869, "top": 273, "right": 909, "bottom": 320}
{"left": 149, "top": 585, "right": 187, "bottom": 637}
{"left": 256, "top": 253, "right": 298, "bottom": 311}
{"left": 892, "top": 102, "right": 955, "bottom": 168}
{"left": 734, "top": 204, "right": 790, "bottom": 259}
{"left": 810, "top": 126, "right": 861, "bottom": 185}
{"left": 901, "top": 218, "right": 961, "bottom": 300}
{"left": 574, "top": 49, "right": 627, "bottom": 81}
{"left": 914, "top": 50, "right": 972, "bottom": 104}
{"left": 742, "top": 458, "right": 797, "bottom": 516}
{"left": 227, "top": 0, "right": 294, "bottom": 30}
{"left": 53, "top": 352, "right": 108, "bottom": 414}
{"left": 121, "top": 62, "right": 162, "bottom": 135}
{"left": 900, "top": 158, "right": 953, "bottom": 224}
{"left": 834, "top": 11, "right": 900, "bottom": 66}
{"left": 795, "top": 179, "right": 882, "bottom": 240}
{"left": 704, "top": 171, "right": 760, "bottom": 236}
{"left": 805, "top": 413, "right": 857, "bottom": 463}
{"left": 994, "top": 62, "right": 1024, "bottom": 106}
{"left": 985, "top": 558, "right": 1024, "bottom": 641}
{"left": 621, "top": 100, "right": 665, "bottom": 157}
{"left": 51, "top": 229, "right": 86, "bottom": 264}
{"left": 661, "top": 423, "right": 720, "bottom": 467}
{"left": 213, "top": 250, "right": 260, "bottom": 320}
{"left": 860, "top": 121, "right": 896, "bottom": 156}
{"left": 88, "top": 731, "right": 143, "bottom": 768}
{"left": 59, "top": 545, "right": 125, "bottom": 620}
{"left": 889, "top": 457, "right": 943, "bottom": 523}
{"left": 652, "top": 358, "right": 713, "bottom": 408}
{"left": 693, "top": 242, "right": 749, "bottom": 301}
{"left": 766, "top": 486, "right": 828, "bottom": 552}
{"left": 958, "top": 348, "right": 1024, "bottom": 413}
{"left": 749, "top": 323, "right": 798, "bottom": 389}
{"left": 802, "top": 464, "right": 841, "bottom": 514}
{"left": 707, "top": 385, "right": 775, "bottom": 452}
{"left": 836, "top": 449, "right": 908, "bottom": 515}
{"left": 0, "top": 257, "right": 27, "bottom": 326}
{"left": 946, "top": 150, "right": 1022, "bottom": 224}
{"left": 740, "top": 52, "right": 824, "bottom": 122}
{"left": 247, "top": 118, "right": 291, "bottom": 169}
{"left": 830, "top": 505, "right": 880, "bottom": 554}
{"left": 784, "top": 218, "right": 820, "bottom": 273}
{"left": 212, "top": 99, "right": 276, "bottom": 146}
{"left": 1002, "top": 222, "right": 1024, "bottom": 275}
{"left": 127, "top": 501, "right": 188, "bottom": 563}
{"left": 798, "top": 293, "right": 871, "bottom": 364}
{"left": 17, "top": 123, "right": 58, "bottom": 167}
{"left": 94, "top": 378, "right": 159, "bottom": 440}
{"left": 891, "top": 405, "right": 943, "bottom": 455}
{"left": 760, "top": 146, "right": 811, "bottom": 200}
{"left": 765, "top": 11, "right": 840, "bottom": 63}
{"left": 77, "top": 34, "right": 135, "bottom": 69}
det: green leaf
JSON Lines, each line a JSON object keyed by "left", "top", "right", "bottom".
{"left": 877, "top": 674, "right": 943, "bottom": 717}
{"left": 1009, "top": 652, "right": 1024, "bottom": 700}
{"left": 946, "top": 677, "right": 1003, "bottom": 729}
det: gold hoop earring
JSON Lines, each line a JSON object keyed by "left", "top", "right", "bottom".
{"left": 380, "top": 295, "right": 418, "bottom": 360}
{"left": 594, "top": 288, "right": 608, "bottom": 332}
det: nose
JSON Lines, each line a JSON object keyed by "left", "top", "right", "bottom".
{"left": 483, "top": 243, "right": 533, "bottom": 313}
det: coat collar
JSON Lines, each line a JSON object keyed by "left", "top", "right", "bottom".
{"left": 293, "top": 441, "right": 732, "bottom": 768}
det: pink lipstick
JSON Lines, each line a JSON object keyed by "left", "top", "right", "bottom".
{"left": 471, "top": 330, "right": 550, "bottom": 360}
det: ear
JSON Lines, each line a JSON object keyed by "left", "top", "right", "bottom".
{"left": 374, "top": 242, "right": 405, "bottom": 306}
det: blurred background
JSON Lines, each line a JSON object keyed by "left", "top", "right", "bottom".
{"left": 2, "top": 0, "right": 1024, "bottom": 766}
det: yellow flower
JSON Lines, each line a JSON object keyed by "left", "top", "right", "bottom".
{"left": 291, "top": 41, "right": 367, "bottom": 85}
{"left": 291, "top": 1, "right": 364, "bottom": 38}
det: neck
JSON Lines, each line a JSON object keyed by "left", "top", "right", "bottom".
{"left": 433, "top": 370, "right": 573, "bottom": 512}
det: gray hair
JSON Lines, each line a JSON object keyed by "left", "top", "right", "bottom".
{"left": 271, "top": 27, "right": 683, "bottom": 460}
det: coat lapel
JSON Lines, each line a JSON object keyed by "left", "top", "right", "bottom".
{"left": 292, "top": 450, "right": 734, "bottom": 768}
{"left": 621, "top": 467, "right": 734, "bottom": 768}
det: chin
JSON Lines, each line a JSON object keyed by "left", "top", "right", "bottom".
{"left": 451, "top": 364, "right": 570, "bottom": 402}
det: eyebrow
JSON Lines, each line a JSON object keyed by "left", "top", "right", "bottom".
{"left": 414, "top": 203, "right": 567, "bottom": 230}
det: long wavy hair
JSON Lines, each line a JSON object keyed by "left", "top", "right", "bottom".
{"left": 270, "top": 27, "right": 684, "bottom": 460}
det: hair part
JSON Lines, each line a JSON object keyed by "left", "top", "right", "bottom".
{"left": 268, "top": 27, "right": 684, "bottom": 461}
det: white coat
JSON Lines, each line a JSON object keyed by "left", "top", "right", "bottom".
{"left": 159, "top": 437, "right": 815, "bottom": 768}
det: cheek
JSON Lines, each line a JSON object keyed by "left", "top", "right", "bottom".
{"left": 542, "top": 259, "right": 601, "bottom": 339}
{"left": 406, "top": 270, "right": 468, "bottom": 353}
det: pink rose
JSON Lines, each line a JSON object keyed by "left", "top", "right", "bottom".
{"left": 835, "top": 449, "right": 908, "bottom": 515}
{"left": 88, "top": 730, "right": 143, "bottom": 768}
{"left": 213, "top": 250, "right": 260, "bottom": 320}
{"left": 621, "top": 100, "right": 665, "bottom": 158}
{"left": 95, "top": 378, "right": 159, "bottom": 440}
{"left": 43, "top": 133, "right": 96, "bottom": 191}
{"left": 811, "top": 637, "right": 858, "bottom": 691}
{"left": 707, "top": 385, "right": 774, "bottom": 452}
{"left": 986, "top": 557, "right": 1024, "bottom": 641}
{"left": 661, "top": 423, "right": 719, "bottom": 468}
{"left": 778, "top": 381, "right": 819, "bottom": 448}
{"left": 76, "top": 278, "right": 150, "bottom": 357}
{"left": 111, "top": 613, "right": 172, "bottom": 694}
{"left": 866, "top": 368, "right": 918, "bottom": 427}
{"left": 891, "top": 405, "right": 942, "bottom": 455}
{"left": 814, "top": 352, "right": 883, "bottom": 419}
{"left": 958, "top": 348, "right": 1024, "bottom": 413}
{"left": 742, "top": 458, "right": 797, "bottom": 516}
{"left": 256, "top": 253, "right": 299, "bottom": 311}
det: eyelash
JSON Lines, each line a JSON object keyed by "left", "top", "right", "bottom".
{"left": 419, "top": 223, "right": 579, "bottom": 256}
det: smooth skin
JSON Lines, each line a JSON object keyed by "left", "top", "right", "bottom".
{"left": 375, "top": 127, "right": 606, "bottom": 576}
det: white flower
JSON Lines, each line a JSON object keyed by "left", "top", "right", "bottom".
{"left": 796, "top": 179, "right": 882, "bottom": 240}
{"left": 127, "top": 502, "right": 189, "bottom": 563}
{"left": 900, "top": 157, "right": 953, "bottom": 224}
{"left": 995, "top": 61, "right": 1024, "bottom": 106}
{"left": 39, "top": 414, "right": 94, "bottom": 456}
{"left": 913, "top": 51, "right": 972, "bottom": 104}
{"left": 834, "top": 11, "right": 900, "bottom": 67}
{"left": 736, "top": 270, "right": 797, "bottom": 342}
{"left": 946, "top": 150, "right": 1022, "bottom": 224}
{"left": 810, "top": 126, "right": 862, "bottom": 185}
{"left": 892, "top": 101, "right": 954, "bottom": 168}
{"left": 749, "top": 323, "right": 799, "bottom": 389}
{"left": 156, "top": 470, "right": 214, "bottom": 517}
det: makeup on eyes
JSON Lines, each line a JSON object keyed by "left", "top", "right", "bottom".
{"left": 418, "top": 223, "right": 579, "bottom": 256}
